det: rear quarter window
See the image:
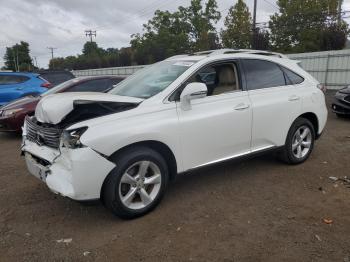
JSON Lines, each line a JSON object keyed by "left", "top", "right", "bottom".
{"left": 0, "top": 75, "right": 30, "bottom": 85}
{"left": 282, "top": 67, "right": 304, "bottom": 85}
{"left": 40, "top": 72, "right": 74, "bottom": 86}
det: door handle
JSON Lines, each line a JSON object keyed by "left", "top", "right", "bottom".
{"left": 288, "top": 95, "right": 300, "bottom": 101}
{"left": 16, "top": 87, "right": 23, "bottom": 90}
{"left": 234, "top": 103, "right": 250, "bottom": 111}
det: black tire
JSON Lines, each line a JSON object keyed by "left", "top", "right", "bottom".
{"left": 279, "top": 117, "right": 315, "bottom": 165}
{"left": 102, "top": 146, "right": 169, "bottom": 219}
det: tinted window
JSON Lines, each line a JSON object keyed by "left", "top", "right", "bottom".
{"left": 40, "top": 72, "right": 74, "bottom": 86}
{"left": 0, "top": 75, "right": 29, "bottom": 85}
{"left": 282, "top": 67, "right": 304, "bottom": 85}
{"left": 110, "top": 77, "right": 124, "bottom": 86}
{"left": 242, "top": 59, "right": 286, "bottom": 90}
{"left": 68, "top": 79, "right": 111, "bottom": 92}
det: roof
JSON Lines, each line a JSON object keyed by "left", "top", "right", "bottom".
{"left": 165, "top": 49, "right": 289, "bottom": 62}
{"left": 0, "top": 72, "right": 39, "bottom": 76}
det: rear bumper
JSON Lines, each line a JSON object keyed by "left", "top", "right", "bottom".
{"left": 21, "top": 139, "right": 116, "bottom": 201}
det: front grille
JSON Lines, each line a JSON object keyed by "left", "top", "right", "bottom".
{"left": 25, "top": 117, "right": 62, "bottom": 149}
{"left": 344, "top": 95, "right": 350, "bottom": 103}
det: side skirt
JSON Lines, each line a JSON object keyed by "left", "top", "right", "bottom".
{"left": 179, "top": 145, "right": 284, "bottom": 175}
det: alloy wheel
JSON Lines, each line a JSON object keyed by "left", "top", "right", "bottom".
{"left": 291, "top": 125, "right": 312, "bottom": 159}
{"left": 118, "top": 161, "right": 162, "bottom": 210}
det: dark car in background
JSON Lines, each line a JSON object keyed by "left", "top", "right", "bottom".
{"left": 0, "top": 76, "right": 125, "bottom": 132}
{"left": 35, "top": 70, "right": 75, "bottom": 87}
{"left": 332, "top": 85, "right": 350, "bottom": 117}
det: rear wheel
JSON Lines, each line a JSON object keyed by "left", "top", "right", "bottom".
{"left": 279, "top": 118, "right": 315, "bottom": 165}
{"left": 103, "top": 146, "right": 169, "bottom": 219}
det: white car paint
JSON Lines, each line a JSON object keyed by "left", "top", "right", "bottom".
{"left": 21, "top": 50, "right": 328, "bottom": 201}
{"left": 35, "top": 92, "right": 143, "bottom": 124}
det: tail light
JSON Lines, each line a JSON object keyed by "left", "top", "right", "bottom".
{"left": 317, "top": 84, "right": 327, "bottom": 93}
{"left": 41, "top": 82, "right": 52, "bottom": 88}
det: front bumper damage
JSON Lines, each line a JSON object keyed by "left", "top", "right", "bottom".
{"left": 21, "top": 139, "right": 116, "bottom": 201}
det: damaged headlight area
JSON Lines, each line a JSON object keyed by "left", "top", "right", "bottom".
{"left": 61, "top": 126, "right": 88, "bottom": 149}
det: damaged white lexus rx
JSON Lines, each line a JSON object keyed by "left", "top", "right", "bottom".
{"left": 21, "top": 49, "right": 328, "bottom": 219}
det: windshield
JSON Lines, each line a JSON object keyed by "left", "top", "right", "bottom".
{"left": 109, "top": 60, "right": 195, "bottom": 98}
{"left": 41, "top": 78, "right": 80, "bottom": 96}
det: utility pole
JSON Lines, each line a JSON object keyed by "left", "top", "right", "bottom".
{"left": 85, "top": 30, "right": 97, "bottom": 42}
{"left": 253, "top": 0, "right": 257, "bottom": 32}
{"left": 47, "top": 47, "right": 57, "bottom": 60}
{"left": 47, "top": 47, "right": 57, "bottom": 69}
{"left": 33, "top": 56, "right": 38, "bottom": 68}
{"left": 11, "top": 47, "right": 19, "bottom": 72}
{"left": 252, "top": 0, "right": 258, "bottom": 49}
{"left": 338, "top": 0, "right": 343, "bottom": 25}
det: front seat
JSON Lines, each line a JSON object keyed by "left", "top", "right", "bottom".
{"left": 212, "top": 66, "right": 237, "bottom": 96}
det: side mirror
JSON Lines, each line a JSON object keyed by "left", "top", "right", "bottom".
{"left": 180, "top": 82, "right": 207, "bottom": 111}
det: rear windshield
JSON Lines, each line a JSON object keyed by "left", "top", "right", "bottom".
{"left": 39, "top": 72, "right": 75, "bottom": 86}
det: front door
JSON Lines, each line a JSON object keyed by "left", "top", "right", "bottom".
{"left": 176, "top": 61, "right": 252, "bottom": 171}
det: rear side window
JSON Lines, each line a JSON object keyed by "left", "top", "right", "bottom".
{"left": 40, "top": 72, "right": 74, "bottom": 86}
{"left": 242, "top": 59, "right": 286, "bottom": 90}
{"left": 0, "top": 75, "right": 30, "bottom": 85}
{"left": 68, "top": 79, "right": 111, "bottom": 92}
{"left": 282, "top": 67, "right": 304, "bottom": 85}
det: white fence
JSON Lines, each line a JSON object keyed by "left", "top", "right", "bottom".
{"left": 72, "top": 49, "right": 350, "bottom": 90}
{"left": 289, "top": 49, "right": 350, "bottom": 90}
{"left": 72, "top": 65, "right": 145, "bottom": 77}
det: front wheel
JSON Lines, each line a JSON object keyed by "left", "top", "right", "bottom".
{"left": 102, "top": 146, "right": 169, "bottom": 219}
{"left": 279, "top": 118, "right": 315, "bottom": 165}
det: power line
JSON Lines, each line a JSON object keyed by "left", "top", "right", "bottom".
{"left": 85, "top": 30, "right": 97, "bottom": 42}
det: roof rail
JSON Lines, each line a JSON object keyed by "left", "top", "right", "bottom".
{"left": 192, "top": 49, "right": 287, "bottom": 59}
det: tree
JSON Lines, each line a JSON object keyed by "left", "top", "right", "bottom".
{"left": 221, "top": 0, "right": 252, "bottom": 49}
{"left": 321, "top": 22, "right": 349, "bottom": 51}
{"left": 131, "top": 9, "right": 192, "bottom": 64}
{"left": 179, "top": 0, "right": 221, "bottom": 51}
{"left": 82, "top": 41, "right": 105, "bottom": 56}
{"left": 269, "top": 0, "right": 348, "bottom": 53}
{"left": 3, "top": 41, "right": 34, "bottom": 71}
{"left": 252, "top": 28, "right": 270, "bottom": 50}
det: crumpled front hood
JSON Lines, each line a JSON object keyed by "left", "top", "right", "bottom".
{"left": 35, "top": 92, "right": 143, "bottom": 125}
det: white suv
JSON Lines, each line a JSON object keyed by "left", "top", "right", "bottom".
{"left": 21, "top": 49, "right": 328, "bottom": 218}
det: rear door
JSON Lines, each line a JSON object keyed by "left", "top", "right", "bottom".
{"left": 241, "top": 59, "right": 303, "bottom": 151}
{"left": 0, "top": 75, "right": 30, "bottom": 105}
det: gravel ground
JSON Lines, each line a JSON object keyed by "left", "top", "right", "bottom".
{"left": 0, "top": 92, "right": 349, "bottom": 262}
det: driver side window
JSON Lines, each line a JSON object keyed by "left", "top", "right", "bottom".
{"left": 188, "top": 62, "right": 240, "bottom": 97}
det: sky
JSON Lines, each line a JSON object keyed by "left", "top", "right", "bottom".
{"left": 0, "top": 0, "right": 349, "bottom": 69}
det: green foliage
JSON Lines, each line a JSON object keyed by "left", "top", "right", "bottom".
{"left": 43, "top": 0, "right": 350, "bottom": 70}
{"left": 131, "top": 0, "right": 221, "bottom": 64}
{"left": 252, "top": 28, "right": 270, "bottom": 50}
{"left": 221, "top": 0, "right": 252, "bottom": 49}
{"left": 48, "top": 43, "right": 133, "bottom": 70}
{"left": 269, "top": 0, "right": 349, "bottom": 53}
{"left": 3, "top": 41, "right": 34, "bottom": 71}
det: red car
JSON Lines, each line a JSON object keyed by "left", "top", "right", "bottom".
{"left": 0, "top": 76, "right": 125, "bottom": 133}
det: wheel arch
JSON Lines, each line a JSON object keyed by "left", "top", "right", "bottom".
{"left": 297, "top": 112, "right": 319, "bottom": 138}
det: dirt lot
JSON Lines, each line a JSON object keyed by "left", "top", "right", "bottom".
{"left": 0, "top": 92, "right": 349, "bottom": 262}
